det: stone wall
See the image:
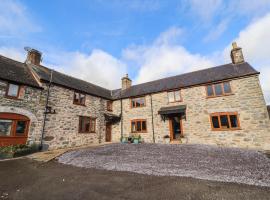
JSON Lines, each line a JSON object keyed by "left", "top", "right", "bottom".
{"left": 42, "top": 84, "right": 107, "bottom": 150}
{"left": 0, "top": 80, "right": 45, "bottom": 144}
{"left": 111, "top": 75, "right": 270, "bottom": 150}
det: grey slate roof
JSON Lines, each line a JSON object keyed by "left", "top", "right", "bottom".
{"left": 0, "top": 54, "right": 260, "bottom": 100}
{"left": 112, "top": 62, "right": 259, "bottom": 99}
{"left": 267, "top": 106, "right": 270, "bottom": 118}
{"left": 31, "top": 65, "right": 112, "bottom": 99}
{"left": 0, "top": 55, "right": 41, "bottom": 88}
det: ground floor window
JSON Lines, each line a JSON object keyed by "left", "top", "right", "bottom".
{"left": 78, "top": 116, "right": 96, "bottom": 133}
{"left": 210, "top": 112, "right": 240, "bottom": 131}
{"left": 0, "top": 113, "right": 29, "bottom": 137}
{"left": 131, "top": 119, "right": 147, "bottom": 133}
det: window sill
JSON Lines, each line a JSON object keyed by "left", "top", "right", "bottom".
{"left": 5, "top": 95, "right": 21, "bottom": 100}
{"left": 131, "top": 131, "right": 148, "bottom": 134}
{"left": 206, "top": 93, "right": 234, "bottom": 99}
{"left": 0, "top": 135, "right": 27, "bottom": 138}
{"left": 73, "top": 103, "right": 86, "bottom": 107}
{"left": 211, "top": 128, "right": 241, "bottom": 131}
{"left": 78, "top": 132, "right": 96, "bottom": 134}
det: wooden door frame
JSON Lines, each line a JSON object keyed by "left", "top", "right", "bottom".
{"left": 169, "top": 115, "right": 183, "bottom": 141}
{"left": 105, "top": 123, "right": 112, "bottom": 142}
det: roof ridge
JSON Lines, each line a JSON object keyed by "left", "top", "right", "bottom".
{"left": 0, "top": 54, "right": 26, "bottom": 67}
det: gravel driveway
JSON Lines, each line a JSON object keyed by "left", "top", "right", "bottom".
{"left": 58, "top": 143, "right": 270, "bottom": 187}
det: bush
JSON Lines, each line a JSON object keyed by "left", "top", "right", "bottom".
{"left": 0, "top": 143, "right": 39, "bottom": 158}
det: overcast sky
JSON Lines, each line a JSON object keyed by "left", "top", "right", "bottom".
{"left": 0, "top": 0, "right": 269, "bottom": 103}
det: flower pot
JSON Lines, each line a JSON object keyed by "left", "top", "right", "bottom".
{"left": 0, "top": 152, "right": 14, "bottom": 159}
{"left": 133, "top": 139, "right": 139, "bottom": 144}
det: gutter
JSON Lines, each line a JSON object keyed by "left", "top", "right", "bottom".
{"left": 120, "top": 90, "right": 123, "bottom": 139}
{"left": 150, "top": 94, "right": 155, "bottom": 143}
{"left": 40, "top": 70, "right": 53, "bottom": 151}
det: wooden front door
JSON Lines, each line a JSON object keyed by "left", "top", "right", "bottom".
{"left": 169, "top": 115, "right": 183, "bottom": 141}
{"left": 105, "top": 123, "right": 112, "bottom": 142}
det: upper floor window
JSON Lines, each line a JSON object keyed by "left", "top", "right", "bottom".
{"left": 107, "top": 101, "right": 113, "bottom": 111}
{"left": 131, "top": 97, "right": 145, "bottom": 108}
{"left": 6, "top": 83, "right": 20, "bottom": 98}
{"left": 206, "top": 82, "right": 232, "bottom": 97}
{"left": 78, "top": 116, "right": 96, "bottom": 133}
{"left": 73, "top": 92, "right": 86, "bottom": 106}
{"left": 131, "top": 119, "right": 147, "bottom": 133}
{"left": 168, "top": 90, "right": 181, "bottom": 103}
{"left": 210, "top": 112, "right": 240, "bottom": 131}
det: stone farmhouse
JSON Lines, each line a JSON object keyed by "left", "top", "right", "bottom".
{"left": 0, "top": 43, "right": 269, "bottom": 150}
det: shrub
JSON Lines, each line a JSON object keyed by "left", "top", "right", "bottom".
{"left": 0, "top": 143, "right": 39, "bottom": 158}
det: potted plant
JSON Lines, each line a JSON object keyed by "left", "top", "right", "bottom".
{"left": 133, "top": 135, "right": 140, "bottom": 144}
{"left": 163, "top": 135, "right": 170, "bottom": 144}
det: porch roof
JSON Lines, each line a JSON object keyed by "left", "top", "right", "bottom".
{"left": 104, "top": 113, "right": 121, "bottom": 123}
{"left": 158, "top": 105, "right": 186, "bottom": 116}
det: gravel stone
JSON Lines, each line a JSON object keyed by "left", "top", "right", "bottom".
{"left": 57, "top": 143, "right": 270, "bottom": 187}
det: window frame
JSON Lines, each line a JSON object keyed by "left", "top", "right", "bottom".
{"left": 206, "top": 82, "right": 232, "bottom": 98}
{"left": 73, "top": 91, "right": 86, "bottom": 106}
{"left": 131, "top": 119, "right": 147, "bottom": 133}
{"left": 167, "top": 89, "right": 182, "bottom": 103}
{"left": 78, "top": 116, "right": 96, "bottom": 133}
{"left": 130, "top": 97, "right": 146, "bottom": 108}
{"left": 107, "top": 101, "right": 113, "bottom": 111}
{"left": 210, "top": 112, "right": 241, "bottom": 131}
{"left": 5, "top": 83, "right": 20, "bottom": 99}
{"left": 0, "top": 113, "right": 29, "bottom": 138}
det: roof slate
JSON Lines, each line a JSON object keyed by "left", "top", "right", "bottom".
{"left": 267, "top": 106, "right": 270, "bottom": 118}
{"left": 31, "top": 64, "right": 112, "bottom": 99}
{"left": 0, "top": 54, "right": 260, "bottom": 100}
{"left": 112, "top": 62, "right": 259, "bottom": 99}
{"left": 0, "top": 55, "right": 41, "bottom": 88}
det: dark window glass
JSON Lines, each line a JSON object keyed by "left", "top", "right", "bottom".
{"left": 79, "top": 117, "right": 90, "bottom": 132}
{"left": 207, "top": 85, "right": 214, "bottom": 96}
{"left": 220, "top": 115, "right": 230, "bottom": 128}
{"left": 74, "top": 92, "right": 85, "bottom": 105}
{"left": 90, "top": 118, "right": 95, "bottom": 132}
{"left": 142, "top": 121, "right": 146, "bottom": 131}
{"left": 214, "top": 84, "right": 223, "bottom": 96}
{"left": 137, "top": 121, "right": 141, "bottom": 131}
{"left": 223, "top": 82, "right": 232, "bottom": 94}
{"left": 230, "top": 115, "right": 239, "bottom": 128}
{"left": 131, "top": 122, "right": 136, "bottom": 132}
{"left": 16, "top": 121, "right": 27, "bottom": 135}
{"left": 212, "top": 116, "right": 220, "bottom": 128}
{"left": 131, "top": 97, "right": 145, "bottom": 108}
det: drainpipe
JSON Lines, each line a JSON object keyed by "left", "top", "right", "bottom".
{"left": 150, "top": 94, "right": 155, "bottom": 143}
{"left": 120, "top": 97, "right": 123, "bottom": 139}
{"left": 40, "top": 70, "right": 53, "bottom": 151}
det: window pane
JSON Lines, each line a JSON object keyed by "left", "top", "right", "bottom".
{"left": 220, "top": 115, "right": 230, "bottom": 128}
{"left": 74, "top": 93, "right": 79, "bottom": 103}
{"left": 211, "top": 116, "right": 220, "bottom": 128}
{"left": 214, "top": 84, "right": 223, "bottom": 96}
{"left": 135, "top": 99, "right": 140, "bottom": 107}
{"left": 137, "top": 121, "right": 141, "bottom": 131}
{"left": 175, "top": 91, "right": 181, "bottom": 101}
{"left": 90, "top": 119, "right": 95, "bottom": 132}
{"left": 8, "top": 84, "right": 19, "bottom": 97}
{"left": 131, "top": 122, "right": 136, "bottom": 132}
{"left": 223, "top": 82, "right": 232, "bottom": 94}
{"left": 168, "top": 92, "right": 175, "bottom": 102}
{"left": 207, "top": 85, "right": 214, "bottom": 96}
{"left": 80, "top": 94, "right": 85, "bottom": 104}
{"left": 140, "top": 98, "right": 145, "bottom": 106}
{"left": 16, "top": 121, "right": 27, "bottom": 135}
{"left": 84, "top": 117, "right": 90, "bottom": 132}
{"left": 230, "top": 115, "right": 239, "bottom": 128}
{"left": 142, "top": 121, "right": 146, "bottom": 131}
{"left": 0, "top": 119, "right": 12, "bottom": 136}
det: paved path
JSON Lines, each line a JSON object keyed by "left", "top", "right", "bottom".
{"left": 58, "top": 143, "right": 270, "bottom": 187}
{"left": 27, "top": 142, "right": 112, "bottom": 162}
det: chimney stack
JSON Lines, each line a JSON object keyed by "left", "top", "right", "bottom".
{"left": 25, "top": 47, "right": 42, "bottom": 65}
{"left": 121, "top": 74, "right": 132, "bottom": 90}
{"left": 230, "top": 42, "right": 244, "bottom": 64}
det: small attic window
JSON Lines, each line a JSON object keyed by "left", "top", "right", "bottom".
{"left": 73, "top": 92, "right": 86, "bottom": 106}
{"left": 6, "top": 83, "right": 20, "bottom": 99}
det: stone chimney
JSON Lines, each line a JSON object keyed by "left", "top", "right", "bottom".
{"left": 230, "top": 42, "right": 244, "bottom": 64}
{"left": 25, "top": 47, "right": 42, "bottom": 65}
{"left": 121, "top": 74, "right": 132, "bottom": 90}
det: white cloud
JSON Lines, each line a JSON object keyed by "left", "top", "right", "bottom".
{"left": 223, "top": 13, "right": 270, "bottom": 104}
{"left": 47, "top": 49, "right": 127, "bottom": 90}
{"left": 0, "top": 0, "right": 40, "bottom": 37}
{"left": 0, "top": 46, "right": 25, "bottom": 61}
{"left": 123, "top": 27, "right": 214, "bottom": 84}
